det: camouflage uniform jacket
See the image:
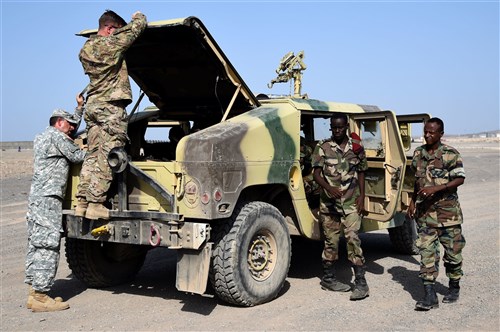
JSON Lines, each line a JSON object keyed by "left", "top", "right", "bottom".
{"left": 29, "top": 127, "right": 86, "bottom": 200}
{"left": 79, "top": 13, "right": 147, "bottom": 106}
{"left": 312, "top": 137, "right": 368, "bottom": 215}
{"left": 411, "top": 143, "right": 465, "bottom": 227}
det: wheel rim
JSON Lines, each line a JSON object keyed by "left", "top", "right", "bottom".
{"left": 247, "top": 229, "right": 277, "bottom": 281}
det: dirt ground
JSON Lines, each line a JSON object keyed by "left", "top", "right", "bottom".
{"left": 1, "top": 139, "right": 499, "bottom": 331}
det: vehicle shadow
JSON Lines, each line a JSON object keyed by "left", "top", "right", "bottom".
{"left": 289, "top": 232, "right": 420, "bottom": 278}
{"left": 58, "top": 230, "right": 437, "bottom": 313}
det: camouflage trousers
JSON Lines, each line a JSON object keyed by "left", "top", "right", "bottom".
{"left": 77, "top": 102, "right": 128, "bottom": 203}
{"left": 320, "top": 212, "right": 365, "bottom": 266}
{"left": 25, "top": 196, "right": 63, "bottom": 292}
{"left": 416, "top": 224, "right": 466, "bottom": 284}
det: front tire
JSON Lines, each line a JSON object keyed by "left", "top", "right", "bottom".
{"left": 210, "top": 201, "right": 291, "bottom": 306}
{"left": 65, "top": 238, "right": 148, "bottom": 287}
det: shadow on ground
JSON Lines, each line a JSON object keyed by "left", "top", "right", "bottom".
{"left": 57, "top": 230, "right": 431, "bottom": 313}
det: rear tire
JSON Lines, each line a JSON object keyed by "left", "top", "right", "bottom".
{"left": 388, "top": 214, "right": 418, "bottom": 255}
{"left": 210, "top": 201, "right": 291, "bottom": 306}
{"left": 65, "top": 238, "right": 148, "bottom": 287}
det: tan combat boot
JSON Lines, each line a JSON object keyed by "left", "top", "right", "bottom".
{"left": 30, "top": 290, "right": 69, "bottom": 312}
{"left": 85, "top": 202, "right": 110, "bottom": 220}
{"left": 74, "top": 199, "right": 88, "bottom": 217}
{"left": 26, "top": 285, "right": 62, "bottom": 309}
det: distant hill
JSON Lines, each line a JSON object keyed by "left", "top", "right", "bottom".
{"left": 446, "top": 129, "right": 500, "bottom": 138}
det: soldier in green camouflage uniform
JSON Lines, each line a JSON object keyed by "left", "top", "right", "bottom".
{"left": 76, "top": 10, "right": 147, "bottom": 220}
{"left": 312, "top": 113, "right": 370, "bottom": 301}
{"left": 25, "top": 101, "right": 86, "bottom": 312}
{"left": 408, "top": 117, "right": 466, "bottom": 311}
{"left": 300, "top": 136, "right": 319, "bottom": 196}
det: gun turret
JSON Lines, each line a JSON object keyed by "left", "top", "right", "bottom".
{"left": 268, "top": 51, "right": 307, "bottom": 98}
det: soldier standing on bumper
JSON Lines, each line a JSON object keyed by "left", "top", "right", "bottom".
{"left": 25, "top": 95, "right": 86, "bottom": 312}
{"left": 76, "top": 10, "right": 147, "bottom": 220}
{"left": 408, "top": 117, "right": 466, "bottom": 311}
{"left": 312, "top": 113, "right": 369, "bottom": 301}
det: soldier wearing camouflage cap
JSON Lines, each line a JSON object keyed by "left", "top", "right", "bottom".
{"left": 312, "top": 113, "right": 370, "bottom": 301}
{"left": 25, "top": 95, "right": 86, "bottom": 312}
{"left": 408, "top": 117, "right": 466, "bottom": 311}
{"left": 76, "top": 10, "right": 147, "bottom": 220}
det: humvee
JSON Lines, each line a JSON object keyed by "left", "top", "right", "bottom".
{"left": 63, "top": 17, "right": 428, "bottom": 306}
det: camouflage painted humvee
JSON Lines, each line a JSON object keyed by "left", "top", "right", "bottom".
{"left": 63, "top": 17, "right": 429, "bottom": 306}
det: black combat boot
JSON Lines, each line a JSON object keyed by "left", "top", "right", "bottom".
{"left": 320, "top": 261, "right": 351, "bottom": 292}
{"left": 415, "top": 284, "right": 439, "bottom": 311}
{"left": 350, "top": 265, "right": 370, "bottom": 301}
{"left": 442, "top": 279, "right": 460, "bottom": 303}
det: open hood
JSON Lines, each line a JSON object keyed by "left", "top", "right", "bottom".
{"left": 78, "top": 17, "right": 259, "bottom": 122}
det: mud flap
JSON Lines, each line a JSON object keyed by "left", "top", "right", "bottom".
{"left": 176, "top": 242, "right": 212, "bottom": 295}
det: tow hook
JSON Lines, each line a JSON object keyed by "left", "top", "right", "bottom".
{"left": 91, "top": 224, "right": 113, "bottom": 237}
{"left": 149, "top": 224, "right": 162, "bottom": 247}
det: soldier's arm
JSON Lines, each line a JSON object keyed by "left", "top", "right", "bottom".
{"left": 312, "top": 142, "right": 342, "bottom": 199}
{"left": 447, "top": 149, "right": 466, "bottom": 186}
{"left": 356, "top": 171, "right": 365, "bottom": 214}
{"left": 72, "top": 92, "right": 85, "bottom": 130}
{"left": 313, "top": 167, "right": 342, "bottom": 199}
{"left": 54, "top": 133, "right": 86, "bottom": 163}
{"left": 355, "top": 148, "right": 368, "bottom": 213}
{"left": 407, "top": 151, "right": 420, "bottom": 219}
{"left": 112, "top": 12, "right": 147, "bottom": 50}
{"left": 419, "top": 150, "right": 465, "bottom": 198}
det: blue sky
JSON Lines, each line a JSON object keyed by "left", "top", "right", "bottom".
{"left": 1, "top": 1, "right": 498, "bottom": 141}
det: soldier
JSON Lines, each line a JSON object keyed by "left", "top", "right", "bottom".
{"left": 76, "top": 10, "right": 147, "bottom": 220}
{"left": 300, "top": 136, "right": 314, "bottom": 193}
{"left": 312, "top": 113, "right": 369, "bottom": 301}
{"left": 408, "top": 117, "right": 466, "bottom": 311}
{"left": 25, "top": 96, "right": 86, "bottom": 312}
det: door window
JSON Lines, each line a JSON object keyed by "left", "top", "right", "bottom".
{"left": 360, "top": 120, "right": 385, "bottom": 158}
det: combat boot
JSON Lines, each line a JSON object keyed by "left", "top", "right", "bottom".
{"left": 26, "top": 285, "right": 62, "bottom": 309}
{"left": 85, "top": 202, "right": 110, "bottom": 220}
{"left": 320, "top": 261, "right": 351, "bottom": 292}
{"left": 442, "top": 279, "right": 460, "bottom": 303}
{"left": 415, "top": 284, "right": 439, "bottom": 311}
{"left": 74, "top": 199, "right": 88, "bottom": 217}
{"left": 350, "top": 265, "right": 370, "bottom": 301}
{"left": 30, "top": 290, "right": 69, "bottom": 312}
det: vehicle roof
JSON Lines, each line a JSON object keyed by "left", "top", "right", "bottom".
{"left": 78, "top": 17, "right": 259, "bottom": 122}
{"left": 260, "top": 97, "right": 382, "bottom": 114}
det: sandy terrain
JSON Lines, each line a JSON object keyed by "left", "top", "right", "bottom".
{"left": 1, "top": 139, "right": 499, "bottom": 331}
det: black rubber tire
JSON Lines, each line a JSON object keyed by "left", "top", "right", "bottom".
{"left": 209, "top": 201, "right": 291, "bottom": 306}
{"left": 65, "top": 238, "right": 148, "bottom": 287}
{"left": 388, "top": 215, "right": 419, "bottom": 255}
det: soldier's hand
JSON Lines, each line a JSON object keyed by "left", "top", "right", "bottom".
{"left": 407, "top": 200, "right": 416, "bottom": 219}
{"left": 355, "top": 195, "right": 366, "bottom": 215}
{"left": 76, "top": 93, "right": 85, "bottom": 108}
{"left": 327, "top": 186, "right": 343, "bottom": 199}
{"left": 417, "top": 186, "right": 437, "bottom": 200}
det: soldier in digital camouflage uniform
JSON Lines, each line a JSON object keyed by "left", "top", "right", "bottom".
{"left": 25, "top": 97, "right": 86, "bottom": 312}
{"left": 408, "top": 117, "right": 466, "bottom": 311}
{"left": 312, "top": 113, "right": 369, "bottom": 301}
{"left": 76, "top": 10, "right": 147, "bottom": 220}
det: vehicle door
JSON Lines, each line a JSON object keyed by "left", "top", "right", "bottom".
{"left": 395, "top": 113, "right": 431, "bottom": 210}
{"left": 349, "top": 111, "right": 408, "bottom": 221}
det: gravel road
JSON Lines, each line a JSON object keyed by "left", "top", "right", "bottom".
{"left": 1, "top": 140, "right": 498, "bottom": 331}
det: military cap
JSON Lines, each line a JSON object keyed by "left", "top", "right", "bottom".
{"left": 50, "top": 109, "right": 78, "bottom": 125}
